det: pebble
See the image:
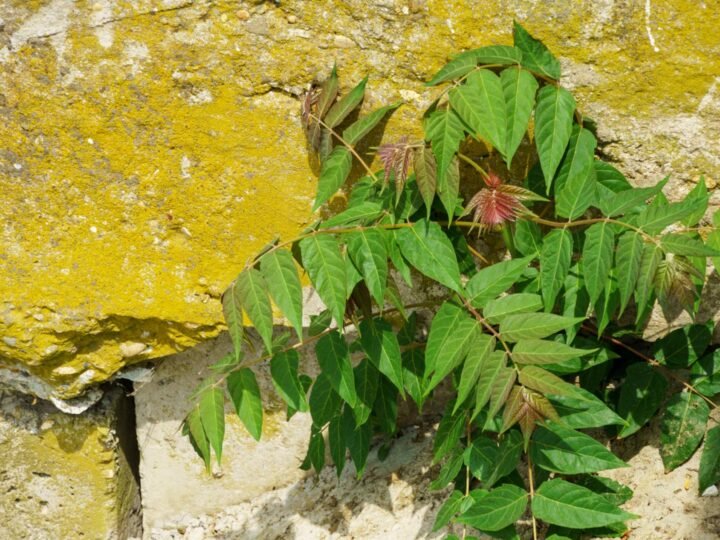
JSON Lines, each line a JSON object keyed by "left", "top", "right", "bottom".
{"left": 236, "top": 9, "right": 250, "bottom": 20}
{"left": 701, "top": 485, "right": 718, "bottom": 497}
{"left": 287, "top": 15, "right": 297, "bottom": 23}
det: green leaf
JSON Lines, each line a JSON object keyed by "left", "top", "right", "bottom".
{"left": 199, "top": 387, "right": 226, "bottom": 461}
{"left": 637, "top": 196, "right": 707, "bottom": 234}
{"left": 484, "top": 293, "right": 543, "bottom": 324}
{"left": 373, "top": 377, "right": 399, "bottom": 434}
{"left": 487, "top": 431, "right": 524, "bottom": 488}
{"left": 395, "top": 220, "right": 462, "bottom": 292}
{"left": 260, "top": 249, "right": 303, "bottom": 340}
{"left": 353, "top": 358, "right": 379, "bottom": 426}
{"left": 328, "top": 415, "right": 346, "bottom": 476}
{"left": 660, "top": 391, "right": 710, "bottom": 472}
{"left": 313, "top": 146, "right": 352, "bottom": 210}
{"left": 534, "top": 86, "right": 576, "bottom": 191}
{"left": 691, "top": 349, "right": 720, "bottom": 397}
{"left": 519, "top": 366, "right": 585, "bottom": 399}
{"left": 514, "top": 220, "right": 543, "bottom": 257}
{"left": 342, "top": 406, "right": 371, "bottom": 477}
{"left": 540, "top": 228, "right": 573, "bottom": 311}
{"left": 548, "top": 389, "right": 627, "bottom": 429}
{"left": 652, "top": 323, "right": 712, "bottom": 368}
{"left": 309, "top": 373, "right": 342, "bottom": 427}
{"left": 614, "top": 231, "right": 644, "bottom": 316}
{"left": 661, "top": 233, "right": 720, "bottom": 257}
{"left": 301, "top": 425, "right": 325, "bottom": 473}
{"left": 437, "top": 155, "right": 461, "bottom": 221}
{"left": 617, "top": 363, "right": 668, "bottom": 438}
{"left": 532, "top": 478, "right": 637, "bottom": 529}
{"left": 500, "top": 314, "right": 585, "bottom": 342}
{"left": 414, "top": 146, "right": 437, "bottom": 218}
{"left": 343, "top": 102, "right": 401, "bottom": 145}
{"left": 454, "top": 334, "right": 496, "bottom": 412}
{"left": 513, "top": 21, "right": 561, "bottom": 80}
{"left": 270, "top": 350, "right": 308, "bottom": 413}
{"left": 634, "top": 243, "right": 662, "bottom": 323}
{"left": 427, "top": 46, "right": 523, "bottom": 86}
{"left": 449, "top": 69, "right": 507, "bottom": 155}
{"left": 236, "top": 268, "right": 274, "bottom": 353}
{"left": 424, "top": 302, "right": 479, "bottom": 394}
{"left": 346, "top": 229, "right": 388, "bottom": 305}
{"left": 222, "top": 281, "right": 245, "bottom": 362}
{"left": 359, "top": 318, "right": 404, "bottom": 394}
{"left": 300, "top": 234, "right": 346, "bottom": 325}
{"left": 699, "top": 425, "right": 720, "bottom": 493}
{"left": 402, "top": 348, "right": 426, "bottom": 408}
{"left": 512, "top": 339, "right": 595, "bottom": 365}
{"left": 185, "top": 406, "right": 211, "bottom": 471}
{"left": 531, "top": 423, "right": 627, "bottom": 474}
{"left": 483, "top": 367, "right": 517, "bottom": 424}
{"left": 316, "top": 330, "right": 357, "bottom": 407}
{"left": 598, "top": 180, "right": 667, "bottom": 217}
{"left": 320, "top": 201, "right": 384, "bottom": 229}
{"left": 425, "top": 108, "right": 466, "bottom": 202}
{"left": 430, "top": 450, "right": 465, "bottom": 490}
{"left": 433, "top": 408, "right": 467, "bottom": 463}
{"left": 561, "top": 265, "right": 588, "bottom": 342}
{"left": 594, "top": 161, "right": 632, "bottom": 201}
{"left": 501, "top": 67, "right": 538, "bottom": 168}
{"left": 432, "top": 491, "right": 464, "bottom": 532}
{"left": 555, "top": 127, "right": 597, "bottom": 219}
{"left": 574, "top": 475, "right": 634, "bottom": 506}
{"left": 473, "top": 351, "right": 508, "bottom": 420}
{"left": 308, "top": 309, "right": 333, "bottom": 337}
{"left": 681, "top": 177, "right": 708, "bottom": 226}
{"left": 582, "top": 222, "right": 617, "bottom": 305}
{"left": 324, "top": 76, "right": 367, "bottom": 128}
{"left": 457, "top": 484, "right": 528, "bottom": 532}
{"left": 227, "top": 368, "right": 263, "bottom": 441}
{"left": 466, "top": 255, "right": 535, "bottom": 308}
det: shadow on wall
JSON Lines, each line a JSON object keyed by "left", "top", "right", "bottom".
{"left": 211, "top": 427, "right": 447, "bottom": 540}
{"left": 134, "top": 326, "right": 453, "bottom": 539}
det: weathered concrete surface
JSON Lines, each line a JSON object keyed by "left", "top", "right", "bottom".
{"left": 0, "top": 386, "right": 141, "bottom": 539}
{"left": 134, "top": 332, "right": 314, "bottom": 534}
{"left": 2, "top": 1, "right": 720, "bottom": 399}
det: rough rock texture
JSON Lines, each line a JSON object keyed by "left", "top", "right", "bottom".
{"left": 2, "top": 0, "right": 720, "bottom": 400}
{"left": 134, "top": 332, "right": 314, "bottom": 534}
{"left": 0, "top": 386, "right": 141, "bottom": 539}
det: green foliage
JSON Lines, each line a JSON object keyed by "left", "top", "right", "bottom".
{"left": 184, "top": 22, "right": 720, "bottom": 537}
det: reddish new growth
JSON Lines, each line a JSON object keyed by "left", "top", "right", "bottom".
{"left": 377, "top": 137, "right": 413, "bottom": 193}
{"left": 465, "top": 171, "right": 535, "bottom": 231}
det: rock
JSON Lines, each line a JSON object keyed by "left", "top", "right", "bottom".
{"left": 134, "top": 332, "right": 314, "bottom": 533}
{"left": 1, "top": 0, "right": 720, "bottom": 400}
{"left": 0, "top": 386, "right": 141, "bottom": 539}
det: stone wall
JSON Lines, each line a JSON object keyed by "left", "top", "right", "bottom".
{"left": 2, "top": 1, "right": 720, "bottom": 538}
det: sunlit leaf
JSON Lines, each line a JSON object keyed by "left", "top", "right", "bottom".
{"left": 449, "top": 69, "right": 507, "bottom": 155}
{"left": 699, "top": 425, "right": 720, "bottom": 493}
{"left": 534, "top": 86, "right": 575, "bottom": 191}
{"left": 199, "top": 387, "right": 226, "bottom": 460}
{"left": 532, "top": 479, "right": 637, "bottom": 529}
{"left": 501, "top": 67, "right": 538, "bottom": 168}
{"left": 227, "top": 368, "right": 263, "bottom": 441}
{"left": 270, "top": 350, "right": 308, "bottom": 413}
{"left": 427, "top": 46, "right": 522, "bottom": 86}
{"left": 454, "top": 334, "right": 495, "bottom": 412}
{"left": 260, "top": 249, "right": 304, "bottom": 340}
{"left": 300, "top": 234, "right": 346, "bottom": 325}
{"left": 457, "top": 484, "right": 528, "bottom": 532}
{"left": 540, "top": 228, "right": 573, "bottom": 311}
{"left": 395, "top": 220, "right": 463, "bottom": 292}
{"left": 513, "top": 21, "right": 561, "bottom": 80}
{"left": 313, "top": 146, "right": 353, "bottom": 210}
{"left": 466, "top": 255, "right": 535, "bottom": 308}
{"left": 554, "top": 126, "right": 597, "bottom": 220}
